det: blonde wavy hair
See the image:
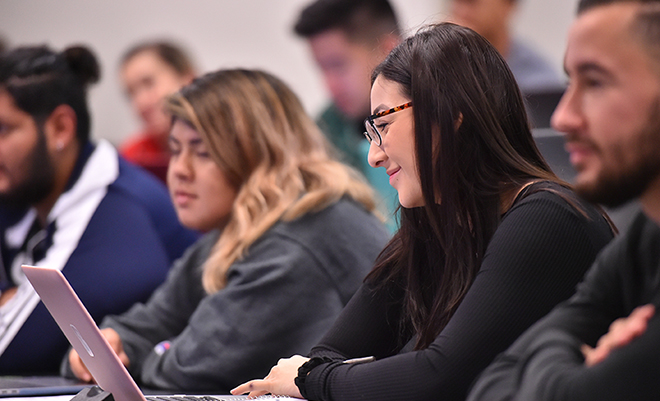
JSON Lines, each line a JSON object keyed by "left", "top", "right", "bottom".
{"left": 165, "top": 69, "right": 379, "bottom": 293}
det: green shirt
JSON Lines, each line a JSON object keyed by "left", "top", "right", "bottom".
{"left": 317, "top": 104, "right": 398, "bottom": 232}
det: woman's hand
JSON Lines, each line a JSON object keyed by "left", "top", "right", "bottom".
{"left": 69, "top": 328, "right": 130, "bottom": 382}
{"left": 231, "top": 355, "right": 309, "bottom": 399}
{"left": 581, "top": 304, "right": 655, "bottom": 367}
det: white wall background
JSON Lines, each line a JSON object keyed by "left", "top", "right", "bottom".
{"left": 0, "top": 0, "right": 577, "bottom": 145}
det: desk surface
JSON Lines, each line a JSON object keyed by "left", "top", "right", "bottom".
{"left": 3, "top": 397, "right": 71, "bottom": 401}
{"left": 4, "top": 395, "right": 301, "bottom": 401}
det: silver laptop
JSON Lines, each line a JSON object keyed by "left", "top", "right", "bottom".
{"left": 21, "top": 265, "right": 300, "bottom": 401}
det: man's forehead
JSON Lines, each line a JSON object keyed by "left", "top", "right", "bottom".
{"left": 565, "top": 3, "right": 645, "bottom": 72}
{"left": 0, "top": 89, "right": 19, "bottom": 113}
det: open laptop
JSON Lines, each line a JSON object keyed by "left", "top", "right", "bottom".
{"left": 21, "top": 265, "right": 300, "bottom": 401}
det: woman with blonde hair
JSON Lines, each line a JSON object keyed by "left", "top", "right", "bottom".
{"left": 66, "top": 68, "right": 389, "bottom": 392}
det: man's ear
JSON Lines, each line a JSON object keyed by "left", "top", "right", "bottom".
{"left": 43, "top": 104, "right": 77, "bottom": 152}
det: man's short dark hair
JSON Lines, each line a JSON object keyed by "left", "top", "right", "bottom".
{"left": 294, "top": 0, "right": 401, "bottom": 44}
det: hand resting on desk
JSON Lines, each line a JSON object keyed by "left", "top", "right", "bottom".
{"left": 231, "top": 355, "right": 308, "bottom": 399}
{"left": 69, "top": 328, "right": 130, "bottom": 382}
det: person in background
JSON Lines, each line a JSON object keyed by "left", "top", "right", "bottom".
{"left": 467, "top": 1, "right": 660, "bottom": 399}
{"left": 293, "top": 0, "right": 401, "bottom": 230}
{"left": 447, "top": 0, "right": 564, "bottom": 94}
{"left": 0, "top": 45, "right": 197, "bottom": 374}
{"left": 232, "top": 22, "right": 614, "bottom": 401}
{"left": 66, "top": 68, "right": 389, "bottom": 393}
{"left": 119, "top": 41, "right": 196, "bottom": 183}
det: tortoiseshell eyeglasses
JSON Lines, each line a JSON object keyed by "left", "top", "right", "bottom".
{"left": 363, "top": 102, "right": 413, "bottom": 146}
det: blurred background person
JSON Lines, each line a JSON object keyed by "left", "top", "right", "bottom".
{"left": 67, "top": 68, "right": 389, "bottom": 392}
{"left": 119, "top": 41, "right": 196, "bottom": 183}
{"left": 447, "top": 0, "right": 564, "bottom": 94}
{"left": 0, "top": 44, "right": 197, "bottom": 374}
{"left": 294, "top": 0, "right": 401, "bottom": 230}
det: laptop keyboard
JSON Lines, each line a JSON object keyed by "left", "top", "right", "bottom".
{"left": 147, "top": 397, "right": 232, "bottom": 401}
{"left": 146, "top": 396, "right": 298, "bottom": 401}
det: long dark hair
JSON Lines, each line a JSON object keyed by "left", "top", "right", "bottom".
{"left": 366, "top": 23, "right": 566, "bottom": 349}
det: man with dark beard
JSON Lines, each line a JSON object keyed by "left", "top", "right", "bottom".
{"left": 0, "top": 45, "right": 198, "bottom": 374}
{"left": 467, "top": 1, "right": 660, "bottom": 400}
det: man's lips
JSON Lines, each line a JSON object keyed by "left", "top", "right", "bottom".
{"left": 565, "top": 141, "right": 596, "bottom": 168}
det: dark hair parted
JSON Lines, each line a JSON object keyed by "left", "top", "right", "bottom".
{"left": 0, "top": 45, "right": 100, "bottom": 143}
{"left": 121, "top": 40, "right": 195, "bottom": 76}
{"left": 366, "top": 23, "right": 568, "bottom": 350}
{"left": 294, "top": 0, "right": 401, "bottom": 43}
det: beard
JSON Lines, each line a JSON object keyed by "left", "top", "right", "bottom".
{"left": 575, "top": 98, "right": 660, "bottom": 208}
{"left": 0, "top": 128, "right": 56, "bottom": 209}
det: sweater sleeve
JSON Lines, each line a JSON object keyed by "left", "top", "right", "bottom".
{"left": 301, "top": 191, "right": 613, "bottom": 401}
{"left": 467, "top": 213, "right": 660, "bottom": 401}
{"left": 134, "top": 231, "right": 355, "bottom": 393}
{"left": 98, "top": 231, "right": 216, "bottom": 378}
{"left": 308, "top": 281, "right": 409, "bottom": 362}
{"left": 467, "top": 316, "right": 660, "bottom": 401}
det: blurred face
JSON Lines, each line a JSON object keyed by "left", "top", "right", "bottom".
{"left": 308, "top": 29, "right": 380, "bottom": 119}
{"left": 448, "top": 0, "right": 515, "bottom": 41}
{"left": 167, "top": 120, "right": 238, "bottom": 232}
{"left": 551, "top": 3, "right": 660, "bottom": 207}
{"left": 367, "top": 76, "right": 422, "bottom": 208}
{"left": 0, "top": 90, "right": 55, "bottom": 207}
{"left": 121, "top": 51, "right": 193, "bottom": 138}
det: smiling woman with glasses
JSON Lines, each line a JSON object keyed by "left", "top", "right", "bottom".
{"left": 234, "top": 23, "right": 615, "bottom": 401}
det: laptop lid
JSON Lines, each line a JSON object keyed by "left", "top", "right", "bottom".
{"left": 21, "top": 265, "right": 147, "bottom": 401}
{"left": 21, "top": 265, "right": 299, "bottom": 401}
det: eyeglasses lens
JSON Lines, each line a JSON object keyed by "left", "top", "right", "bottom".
{"left": 364, "top": 120, "right": 381, "bottom": 146}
